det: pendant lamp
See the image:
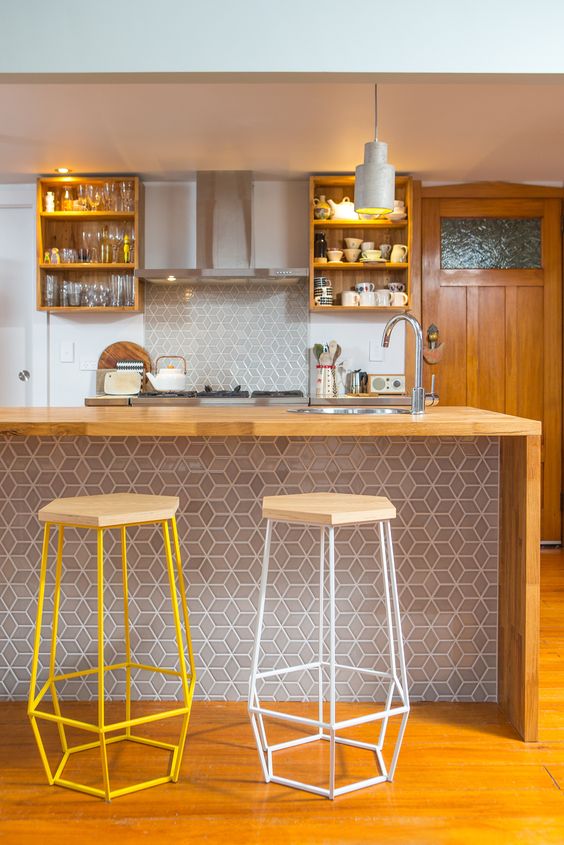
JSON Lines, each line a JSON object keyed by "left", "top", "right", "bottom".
{"left": 354, "top": 85, "right": 395, "bottom": 216}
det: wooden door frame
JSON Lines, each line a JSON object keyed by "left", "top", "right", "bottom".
{"left": 417, "top": 181, "right": 564, "bottom": 543}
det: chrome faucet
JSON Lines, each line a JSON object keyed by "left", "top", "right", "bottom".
{"left": 382, "top": 313, "right": 426, "bottom": 415}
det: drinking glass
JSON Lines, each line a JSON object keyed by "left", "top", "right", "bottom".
{"left": 75, "top": 184, "right": 88, "bottom": 211}
{"left": 45, "top": 275, "right": 58, "bottom": 307}
{"left": 86, "top": 184, "right": 102, "bottom": 212}
{"left": 67, "top": 282, "right": 82, "bottom": 306}
{"left": 124, "top": 275, "right": 134, "bottom": 306}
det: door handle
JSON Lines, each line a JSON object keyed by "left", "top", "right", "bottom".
{"left": 18, "top": 370, "right": 30, "bottom": 382}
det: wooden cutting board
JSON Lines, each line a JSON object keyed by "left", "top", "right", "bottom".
{"left": 97, "top": 342, "right": 152, "bottom": 378}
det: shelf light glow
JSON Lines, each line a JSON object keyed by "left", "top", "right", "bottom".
{"left": 167, "top": 275, "right": 177, "bottom": 282}
{"left": 55, "top": 167, "right": 71, "bottom": 174}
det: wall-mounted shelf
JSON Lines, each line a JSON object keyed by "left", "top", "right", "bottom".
{"left": 39, "top": 211, "right": 135, "bottom": 220}
{"left": 311, "top": 305, "right": 410, "bottom": 313}
{"left": 309, "top": 174, "right": 413, "bottom": 311}
{"left": 39, "top": 263, "right": 135, "bottom": 271}
{"left": 36, "top": 175, "right": 143, "bottom": 312}
{"left": 314, "top": 262, "right": 408, "bottom": 271}
{"left": 36, "top": 306, "right": 139, "bottom": 313}
{"left": 313, "top": 219, "right": 407, "bottom": 229}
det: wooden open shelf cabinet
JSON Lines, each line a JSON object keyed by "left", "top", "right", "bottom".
{"left": 36, "top": 175, "right": 143, "bottom": 312}
{"left": 309, "top": 174, "right": 414, "bottom": 312}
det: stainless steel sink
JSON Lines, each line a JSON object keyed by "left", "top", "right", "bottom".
{"left": 287, "top": 407, "right": 412, "bottom": 415}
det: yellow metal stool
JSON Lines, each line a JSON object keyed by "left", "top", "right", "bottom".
{"left": 28, "top": 493, "right": 196, "bottom": 801}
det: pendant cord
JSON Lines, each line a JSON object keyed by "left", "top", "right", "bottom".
{"left": 374, "top": 84, "right": 378, "bottom": 141}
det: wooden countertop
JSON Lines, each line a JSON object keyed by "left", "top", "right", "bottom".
{"left": 0, "top": 405, "right": 541, "bottom": 437}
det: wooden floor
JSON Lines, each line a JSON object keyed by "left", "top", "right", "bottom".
{"left": 2, "top": 551, "right": 564, "bottom": 845}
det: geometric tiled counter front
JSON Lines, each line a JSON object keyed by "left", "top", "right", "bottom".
{"left": 0, "top": 436, "right": 498, "bottom": 702}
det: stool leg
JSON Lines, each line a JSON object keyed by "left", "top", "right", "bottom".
{"left": 328, "top": 525, "right": 336, "bottom": 800}
{"left": 28, "top": 523, "right": 54, "bottom": 784}
{"left": 49, "top": 526, "right": 68, "bottom": 754}
{"left": 248, "top": 518, "right": 272, "bottom": 782}
{"left": 377, "top": 520, "right": 398, "bottom": 759}
{"left": 384, "top": 520, "right": 410, "bottom": 781}
{"left": 97, "top": 528, "right": 111, "bottom": 801}
{"left": 171, "top": 516, "right": 197, "bottom": 780}
{"left": 120, "top": 526, "right": 132, "bottom": 739}
{"left": 317, "top": 526, "right": 325, "bottom": 736}
{"left": 163, "top": 518, "right": 194, "bottom": 782}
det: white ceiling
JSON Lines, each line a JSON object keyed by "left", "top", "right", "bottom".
{"left": 0, "top": 81, "right": 562, "bottom": 183}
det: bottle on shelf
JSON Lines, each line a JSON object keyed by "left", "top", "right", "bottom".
{"left": 314, "top": 231, "right": 327, "bottom": 260}
{"left": 123, "top": 233, "right": 131, "bottom": 264}
{"left": 100, "top": 224, "right": 112, "bottom": 263}
{"left": 62, "top": 186, "right": 74, "bottom": 212}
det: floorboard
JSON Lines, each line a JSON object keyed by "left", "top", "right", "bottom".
{"left": 2, "top": 551, "right": 564, "bottom": 844}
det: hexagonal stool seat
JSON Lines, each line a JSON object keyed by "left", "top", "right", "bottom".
{"left": 28, "top": 494, "right": 196, "bottom": 801}
{"left": 248, "top": 493, "right": 410, "bottom": 799}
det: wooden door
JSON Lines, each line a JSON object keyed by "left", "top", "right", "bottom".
{"left": 422, "top": 193, "right": 562, "bottom": 541}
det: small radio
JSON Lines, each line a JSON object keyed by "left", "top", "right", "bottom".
{"left": 367, "top": 374, "right": 406, "bottom": 395}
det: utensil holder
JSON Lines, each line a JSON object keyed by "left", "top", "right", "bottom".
{"left": 316, "top": 365, "right": 337, "bottom": 398}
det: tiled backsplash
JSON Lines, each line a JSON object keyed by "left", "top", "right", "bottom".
{"left": 0, "top": 436, "right": 498, "bottom": 703}
{"left": 145, "top": 282, "right": 309, "bottom": 392}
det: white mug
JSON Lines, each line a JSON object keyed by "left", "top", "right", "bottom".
{"left": 390, "top": 244, "right": 408, "bottom": 263}
{"left": 374, "top": 289, "right": 392, "bottom": 306}
{"left": 360, "top": 241, "right": 375, "bottom": 251}
{"left": 355, "top": 282, "right": 375, "bottom": 293}
{"left": 342, "top": 291, "right": 359, "bottom": 306}
{"left": 390, "top": 291, "right": 408, "bottom": 306}
{"left": 359, "top": 292, "right": 376, "bottom": 306}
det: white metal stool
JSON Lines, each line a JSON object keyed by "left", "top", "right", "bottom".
{"left": 248, "top": 492, "right": 410, "bottom": 799}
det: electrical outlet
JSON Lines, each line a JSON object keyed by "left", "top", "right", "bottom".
{"left": 79, "top": 359, "right": 98, "bottom": 371}
{"left": 369, "top": 339, "right": 384, "bottom": 362}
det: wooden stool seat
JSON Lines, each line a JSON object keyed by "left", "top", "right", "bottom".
{"left": 262, "top": 492, "right": 396, "bottom": 526}
{"left": 38, "top": 493, "right": 179, "bottom": 528}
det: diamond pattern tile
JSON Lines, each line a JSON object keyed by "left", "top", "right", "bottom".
{"left": 144, "top": 282, "right": 309, "bottom": 392}
{"left": 0, "top": 436, "right": 498, "bottom": 702}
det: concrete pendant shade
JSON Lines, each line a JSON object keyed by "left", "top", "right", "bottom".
{"left": 354, "top": 140, "right": 395, "bottom": 215}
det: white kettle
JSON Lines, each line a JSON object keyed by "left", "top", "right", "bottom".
{"left": 146, "top": 356, "right": 187, "bottom": 392}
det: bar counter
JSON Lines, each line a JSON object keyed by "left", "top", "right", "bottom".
{"left": 0, "top": 405, "right": 540, "bottom": 741}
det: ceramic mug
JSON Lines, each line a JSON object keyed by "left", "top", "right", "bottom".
{"left": 390, "top": 291, "right": 408, "bottom": 306}
{"left": 379, "top": 244, "right": 392, "bottom": 261}
{"left": 355, "top": 282, "right": 375, "bottom": 293}
{"left": 361, "top": 249, "right": 382, "bottom": 261}
{"left": 327, "top": 249, "right": 343, "bottom": 262}
{"left": 343, "top": 248, "right": 361, "bottom": 262}
{"left": 342, "top": 291, "right": 360, "bottom": 306}
{"left": 374, "top": 289, "right": 393, "bottom": 306}
{"left": 390, "top": 244, "right": 408, "bottom": 263}
{"left": 387, "top": 281, "right": 405, "bottom": 293}
{"left": 361, "top": 241, "right": 375, "bottom": 251}
{"left": 359, "top": 292, "right": 376, "bottom": 306}
{"left": 394, "top": 199, "right": 405, "bottom": 209}
{"left": 344, "top": 237, "right": 362, "bottom": 250}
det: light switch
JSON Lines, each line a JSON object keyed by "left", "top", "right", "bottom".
{"left": 369, "top": 340, "right": 384, "bottom": 362}
{"left": 60, "top": 341, "right": 74, "bottom": 363}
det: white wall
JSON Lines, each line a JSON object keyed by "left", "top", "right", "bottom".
{"left": 48, "top": 313, "right": 144, "bottom": 405}
{"left": 2, "top": 1, "right": 564, "bottom": 75}
{"left": 0, "top": 184, "right": 47, "bottom": 406}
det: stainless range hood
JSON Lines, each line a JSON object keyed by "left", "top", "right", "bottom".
{"left": 136, "top": 171, "right": 307, "bottom": 284}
